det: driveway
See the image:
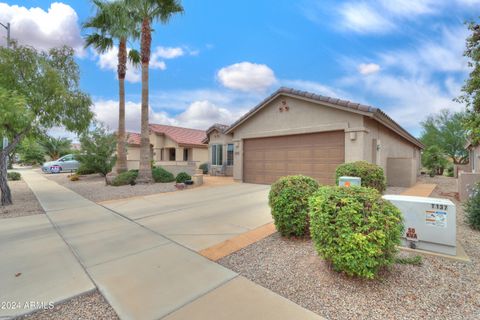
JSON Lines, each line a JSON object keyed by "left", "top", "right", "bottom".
{"left": 99, "top": 183, "right": 272, "bottom": 251}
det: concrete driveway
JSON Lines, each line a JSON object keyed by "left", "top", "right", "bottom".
{"left": 100, "top": 183, "right": 272, "bottom": 251}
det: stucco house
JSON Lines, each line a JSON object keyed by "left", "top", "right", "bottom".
{"left": 126, "top": 124, "right": 208, "bottom": 173}
{"left": 458, "top": 141, "right": 480, "bottom": 200}
{"left": 466, "top": 141, "right": 480, "bottom": 173}
{"left": 204, "top": 87, "right": 424, "bottom": 187}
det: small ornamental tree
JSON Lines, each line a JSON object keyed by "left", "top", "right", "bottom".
{"left": 77, "top": 124, "right": 117, "bottom": 184}
{"left": 0, "top": 43, "right": 93, "bottom": 205}
{"left": 309, "top": 186, "right": 403, "bottom": 279}
{"left": 268, "top": 175, "right": 319, "bottom": 237}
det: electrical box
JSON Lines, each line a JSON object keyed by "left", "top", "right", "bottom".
{"left": 382, "top": 195, "right": 456, "bottom": 256}
{"left": 338, "top": 176, "right": 361, "bottom": 187}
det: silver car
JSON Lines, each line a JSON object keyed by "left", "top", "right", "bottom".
{"left": 42, "top": 154, "right": 79, "bottom": 173}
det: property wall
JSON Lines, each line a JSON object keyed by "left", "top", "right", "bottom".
{"left": 472, "top": 145, "right": 480, "bottom": 173}
{"left": 230, "top": 95, "right": 365, "bottom": 181}
{"left": 207, "top": 129, "right": 234, "bottom": 176}
{"left": 458, "top": 171, "right": 480, "bottom": 201}
{"left": 364, "top": 118, "right": 420, "bottom": 187}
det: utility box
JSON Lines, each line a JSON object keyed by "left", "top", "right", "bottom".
{"left": 338, "top": 176, "right": 361, "bottom": 187}
{"left": 382, "top": 195, "right": 456, "bottom": 256}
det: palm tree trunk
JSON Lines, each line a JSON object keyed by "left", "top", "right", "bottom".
{"left": 116, "top": 37, "right": 128, "bottom": 174}
{"left": 137, "top": 17, "right": 153, "bottom": 183}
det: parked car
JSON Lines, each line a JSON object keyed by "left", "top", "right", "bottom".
{"left": 42, "top": 154, "right": 79, "bottom": 173}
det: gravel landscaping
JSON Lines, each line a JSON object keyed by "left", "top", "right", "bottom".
{"left": 0, "top": 178, "right": 44, "bottom": 219}
{"left": 219, "top": 175, "right": 480, "bottom": 320}
{"left": 22, "top": 290, "right": 118, "bottom": 320}
{"left": 41, "top": 170, "right": 177, "bottom": 202}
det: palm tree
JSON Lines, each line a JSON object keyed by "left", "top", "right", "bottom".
{"left": 126, "top": 0, "right": 184, "bottom": 183}
{"left": 83, "top": 0, "right": 141, "bottom": 174}
{"left": 39, "top": 136, "right": 72, "bottom": 160}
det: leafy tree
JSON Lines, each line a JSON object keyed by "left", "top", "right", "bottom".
{"left": 39, "top": 136, "right": 72, "bottom": 160}
{"left": 83, "top": 0, "right": 140, "bottom": 174}
{"left": 77, "top": 124, "right": 117, "bottom": 184}
{"left": 126, "top": 0, "right": 184, "bottom": 183}
{"left": 420, "top": 109, "right": 468, "bottom": 164}
{"left": 422, "top": 145, "right": 448, "bottom": 176}
{"left": 457, "top": 22, "right": 480, "bottom": 146}
{"left": 17, "top": 138, "right": 45, "bottom": 165}
{"left": 0, "top": 43, "right": 93, "bottom": 206}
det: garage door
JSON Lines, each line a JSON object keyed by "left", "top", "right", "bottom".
{"left": 243, "top": 131, "right": 345, "bottom": 185}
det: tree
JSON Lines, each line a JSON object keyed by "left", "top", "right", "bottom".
{"left": 457, "top": 21, "right": 480, "bottom": 146}
{"left": 77, "top": 124, "right": 117, "bottom": 184}
{"left": 126, "top": 0, "right": 184, "bottom": 183}
{"left": 39, "top": 136, "right": 72, "bottom": 160}
{"left": 83, "top": 0, "right": 140, "bottom": 174}
{"left": 0, "top": 43, "right": 93, "bottom": 206}
{"left": 420, "top": 109, "right": 469, "bottom": 164}
{"left": 422, "top": 145, "right": 448, "bottom": 176}
{"left": 17, "top": 138, "right": 45, "bottom": 165}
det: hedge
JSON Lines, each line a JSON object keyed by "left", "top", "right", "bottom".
{"left": 335, "top": 161, "right": 386, "bottom": 192}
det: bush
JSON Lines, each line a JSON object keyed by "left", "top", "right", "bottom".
{"left": 176, "top": 172, "right": 192, "bottom": 183}
{"left": 309, "top": 186, "right": 403, "bottom": 279}
{"left": 199, "top": 163, "right": 208, "bottom": 174}
{"left": 111, "top": 170, "right": 138, "bottom": 186}
{"left": 76, "top": 164, "right": 96, "bottom": 175}
{"left": 152, "top": 167, "right": 175, "bottom": 183}
{"left": 69, "top": 174, "right": 80, "bottom": 181}
{"left": 335, "top": 161, "right": 386, "bottom": 193}
{"left": 465, "top": 182, "right": 480, "bottom": 230}
{"left": 7, "top": 171, "right": 21, "bottom": 181}
{"left": 268, "top": 175, "right": 319, "bottom": 237}
{"left": 446, "top": 163, "right": 454, "bottom": 177}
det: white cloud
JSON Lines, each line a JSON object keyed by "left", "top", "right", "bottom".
{"left": 357, "top": 63, "right": 381, "bottom": 75}
{"left": 280, "top": 79, "right": 349, "bottom": 99}
{"left": 217, "top": 62, "right": 277, "bottom": 92}
{"left": 176, "top": 101, "right": 244, "bottom": 129}
{"left": 152, "top": 46, "right": 184, "bottom": 59}
{"left": 339, "top": 2, "right": 395, "bottom": 34}
{"left": 0, "top": 2, "right": 84, "bottom": 54}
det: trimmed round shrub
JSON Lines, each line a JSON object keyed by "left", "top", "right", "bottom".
{"left": 111, "top": 170, "right": 138, "bottom": 186}
{"left": 152, "top": 167, "right": 175, "bottom": 183}
{"left": 176, "top": 172, "right": 192, "bottom": 183}
{"left": 7, "top": 171, "right": 21, "bottom": 181}
{"left": 335, "top": 161, "right": 386, "bottom": 192}
{"left": 465, "top": 182, "right": 480, "bottom": 230}
{"left": 309, "top": 186, "right": 403, "bottom": 279}
{"left": 199, "top": 163, "right": 208, "bottom": 174}
{"left": 268, "top": 175, "right": 319, "bottom": 237}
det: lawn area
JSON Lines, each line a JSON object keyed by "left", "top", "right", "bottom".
{"left": 219, "top": 175, "right": 480, "bottom": 320}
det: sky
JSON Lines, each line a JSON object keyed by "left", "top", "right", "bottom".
{"left": 0, "top": 0, "right": 478, "bottom": 139}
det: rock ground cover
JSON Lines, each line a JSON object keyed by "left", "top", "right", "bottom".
{"left": 219, "top": 175, "right": 480, "bottom": 320}
{"left": 41, "top": 170, "right": 177, "bottom": 202}
{"left": 0, "top": 178, "right": 44, "bottom": 219}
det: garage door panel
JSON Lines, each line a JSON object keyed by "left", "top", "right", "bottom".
{"left": 243, "top": 131, "right": 345, "bottom": 185}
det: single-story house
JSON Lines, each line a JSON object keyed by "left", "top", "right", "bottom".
{"left": 458, "top": 141, "right": 480, "bottom": 200}
{"left": 126, "top": 124, "right": 208, "bottom": 172}
{"left": 466, "top": 141, "right": 480, "bottom": 173}
{"left": 204, "top": 87, "right": 424, "bottom": 187}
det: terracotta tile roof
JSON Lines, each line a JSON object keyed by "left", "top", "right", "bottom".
{"left": 126, "top": 132, "right": 141, "bottom": 146}
{"left": 202, "top": 123, "right": 230, "bottom": 143}
{"left": 225, "top": 87, "right": 424, "bottom": 149}
{"left": 149, "top": 124, "right": 207, "bottom": 148}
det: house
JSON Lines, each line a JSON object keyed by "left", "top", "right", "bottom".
{"left": 126, "top": 124, "right": 208, "bottom": 174}
{"left": 466, "top": 141, "right": 480, "bottom": 173}
{"left": 204, "top": 87, "right": 424, "bottom": 187}
{"left": 458, "top": 141, "right": 480, "bottom": 200}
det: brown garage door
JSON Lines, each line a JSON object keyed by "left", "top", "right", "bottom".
{"left": 243, "top": 131, "right": 345, "bottom": 185}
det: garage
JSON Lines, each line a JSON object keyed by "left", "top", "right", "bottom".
{"left": 243, "top": 131, "right": 345, "bottom": 184}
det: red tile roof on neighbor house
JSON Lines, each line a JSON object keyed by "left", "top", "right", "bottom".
{"left": 127, "top": 124, "right": 207, "bottom": 148}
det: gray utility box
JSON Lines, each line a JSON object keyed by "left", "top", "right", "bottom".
{"left": 338, "top": 176, "right": 361, "bottom": 187}
{"left": 382, "top": 195, "right": 456, "bottom": 256}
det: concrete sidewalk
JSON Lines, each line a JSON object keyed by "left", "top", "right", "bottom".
{"left": 17, "top": 170, "right": 324, "bottom": 320}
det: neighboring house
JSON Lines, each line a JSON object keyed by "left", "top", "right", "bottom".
{"left": 125, "top": 124, "right": 208, "bottom": 173}
{"left": 204, "top": 87, "right": 424, "bottom": 187}
{"left": 466, "top": 141, "right": 480, "bottom": 173}
{"left": 459, "top": 141, "right": 480, "bottom": 201}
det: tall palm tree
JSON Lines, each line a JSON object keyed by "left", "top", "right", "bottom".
{"left": 126, "top": 0, "right": 184, "bottom": 183}
{"left": 83, "top": 0, "right": 141, "bottom": 174}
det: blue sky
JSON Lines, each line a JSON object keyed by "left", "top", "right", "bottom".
{"left": 1, "top": 0, "right": 478, "bottom": 138}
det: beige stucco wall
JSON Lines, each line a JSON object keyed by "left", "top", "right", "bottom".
{"left": 191, "top": 148, "right": 208, "bottom": 166}
{"left": 364, "top": 118, "right": 420, "bottom": 187}
{"left": 230, "top": 95, "right": 366, "bottom": 181}
{"left": 459, "top": 171, "right": 480, "bottom": 201}
{"left": 126, "top": 145, "right": 140, "bottom": 170}
{"left": 471, "top": 145, "right": 480, "bottom": 173}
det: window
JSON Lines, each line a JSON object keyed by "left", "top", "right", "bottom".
{"left": 183, "top": 148, "right": 189, "bottom": 161}
{"left": 212, "top": 144, "right": 223, "bottom": 165}
{"left": 227, "top": 144, "right": 234, "bottom": 165}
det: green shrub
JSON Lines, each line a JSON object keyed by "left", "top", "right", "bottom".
{"left": 176, "top": 172, "right": 192, "bottom": 183}
{"left": 7, "top": 171, "right": 21, "bottom": 181}
{"left": 446, "top": 163, "right": 454, "bottom": 177}
{"left": 76, "top": 164, "right": 96, "bottom": 175}
{"left": 152, "top": 167, "right": 175, "bottom": 183}
{"left": 335, "top": 161, "right": 386, "bottom": 192}
{"left": 199, "top": 163, "right": 208, "bottom": 174}
{"left": 309, "top": 186, "right": 403, "bottom": 279}
{"left": 268, "top": 175, "right": 319, "bottom": 237}
{"left": 465, "top": 182, "right": 480, "bottom": 230}
{"left": 111, "top": 170, "right": 138, "bottom": 186}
